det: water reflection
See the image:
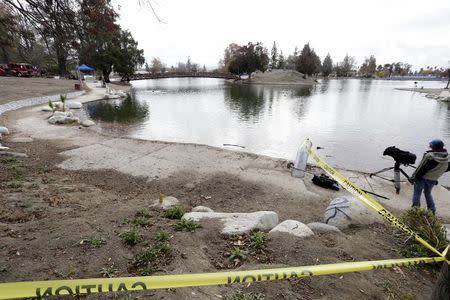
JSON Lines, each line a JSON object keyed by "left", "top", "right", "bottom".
{"left": 84, "top": 93, "right": 149, "bottom": 123}
{"left": 224, "top": 84, "right": 265, "bottom": 121}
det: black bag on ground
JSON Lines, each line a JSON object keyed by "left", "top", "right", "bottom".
{"left": 312, "top": 173, "right": 340, "bottom": 191}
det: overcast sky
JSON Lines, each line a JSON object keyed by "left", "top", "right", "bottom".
{"left": 113, "top": 0, "right": 450, "bottom": 70}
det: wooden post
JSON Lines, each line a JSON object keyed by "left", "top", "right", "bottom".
{"left": 431, "top": 254, "right": 450, "bottom": 300}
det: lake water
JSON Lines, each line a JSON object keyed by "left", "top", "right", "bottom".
{"left": 84, "top": 78, "right": 450, "bottom": 183}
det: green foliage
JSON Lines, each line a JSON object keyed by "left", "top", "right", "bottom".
{"left": 84, "top": 237, "right": 105, "bottom": 248}
{"left": 165, "top": 205, "right": 186, "bottom": 219}
{"left": 398, "top": 208, "right": 447, "bottom": 257}
{"left": 230, "top": 247, "right": 247, "bottom": 261}
{"left": 120, "top": 227, "right": 141, "bottom": 245}
{"left": 225, "top": 291, "right": 265, "bottom": 300}
{"left": 249, "top": 231, "right": 267, "bottom": 251}
{"left": 100, "top": 265, "right": 117, "bottom": 278}
{"left": 1, "top": 157, "right": 17, "bottom": 164}
{"left": 135, "top": 242, "right": 172, "bottom": 275}
{"left": 136, "top": 208, "right": 151, "bottom": 218}
{"left": 173, "top": 219, "right": 201, "bottom": 232}
{"left": 295, "top": 43, "right": 321, "bottom": 76}
{"left": 227, "top": 42, "right": 269, "bottom": 78}
{"left": 155, "top": 230, "right": 170, "bottom": 242}
{"left": 6, "top": 181, "right": 23, "bottom": 189}
{"left": 48, "top": 100, "right": 54, "bottom": 110}
{"left": 130, "top": 216, "right": 150, "bottom": 227}
{"left": 60, "top": 94, "right": 67, "bottom": 111}
{"left": 322, "top": 53, "right": 333, "bottom": 77}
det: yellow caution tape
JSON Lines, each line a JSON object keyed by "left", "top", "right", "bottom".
{"left": 304, "top": 143, "right": 446, "bottom": 258}
{"left": 0, "top": 256, "right": 443, "bottom": 299}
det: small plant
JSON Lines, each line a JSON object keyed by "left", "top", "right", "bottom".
{"left": 398, "top": 208, "right": 447, "bottom": 257}
{"left": 173, "top": 219, "right": 201, "bottom": 232}
{"left": 83, "top": 237, "right": 105, "bottom": 248}
{"left": 155, "top": 230, "right": 170, "bottom": 242}
{"left": 130, "top": 216, "right": 150, "bottom": 227}
{"left": 165, "top": 205, "right": 186, "bottom": 219}
{"left": 229, "top": 247, "right": 247, "bottom": 261}
{"left": 225, "top": 291, "right": 264, "bottom": 300}
{"left": 60, "top": 94, "right": 67, "bottom": 112}
{"left": 48, "top": 100, "right": 55, "bottom": 112}
{"left": 100, "top": 265, "right": 117, "bottom": 278}
{"left": 135, "top": 242, "right": 172, "bottom": 276}
{"left": 136, "top": 208, "right": 151, "bottom": 218}
{"left": 6, "top": 181, "right": 23, "bottom": 189}
{"left": 120, "top": 227, "right": 141, "bottom": 245}
{"left": 1, "top": 157, "right": 17, "bottom": 164}
{"left": 249, "top": 231, "right": 267, "bottom": 251}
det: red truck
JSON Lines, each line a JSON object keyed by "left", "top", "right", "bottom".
{"left": 9, "top": 63, "right": 38, "bottom": 77}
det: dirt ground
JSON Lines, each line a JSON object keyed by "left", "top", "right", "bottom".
{"left": 0, "top": 77, "right": 76, "bottom": 104}
{"left": 0, "top": 139, "right": 441, "bottom": 300}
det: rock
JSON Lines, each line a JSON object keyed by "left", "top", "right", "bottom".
{"left": 182, "top": 211, "right": 278, "bottom": 235}
{"left": 48, "top": 111, "right": 78, "bottom": 125}
{"left": 269, "top": 220, "right": 314, "bottom": 238}
{"left": 151, "top": 196, "right": 179, "bottom": 210}
{"left": 307, "top": 222, "right": 342, "bottom": 234}
{"left": 0, "top": 144, "right": 10, "bottom": 150}
{"left": 444, "top": 224, "right": 450, "bottom": 242}
{"left": 41, "top": 106, "right": 53, "bottom": 112}
{"left": 81, "top": 119, "right": 95, "bottom": 127}
{"left": 105, "top": 94, "right": 121, "bottom": 99}
{"left": 192, "top": 206, "right": 214, "bottom": 213}
{"left": 0, "top": 151, "right": 28, "bottom": 157}
{"left": 324, "top": 196, "right": 380, "bottom": 229}
{"left": 67, "top": 101, "right": 82, "bottom": 109}
{"left": 0, "top": 126, "right": 9, "bottom": 135}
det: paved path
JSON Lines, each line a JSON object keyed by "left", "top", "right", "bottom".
{"left": 0, "top": 91, "right": 84, "bottom": 116}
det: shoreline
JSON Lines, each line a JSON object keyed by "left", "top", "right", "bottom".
{"left": 2, "top": 82, "right": 450, "bottom": 220}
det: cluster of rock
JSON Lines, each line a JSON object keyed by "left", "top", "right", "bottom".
{"left": 43, "top": 101, "right": 95, "bottom": 127}
{"left": 150, "top": 194, "right": 384, "bottom": 238}
{"left": 425, "top": 90, "right": 450, "bottom": 101}
{"left": 105, "top": 87, "right": 128, "bottom": 99}
{"left": 0, "top": 126, "right": 9, "bottom": 149}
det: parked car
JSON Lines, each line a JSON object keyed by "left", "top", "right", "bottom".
{"left": 9, "top": 63, "right": 38, "bottom": 77}
{"left": 0, "top": 65, "right": 6, "bottom": 76}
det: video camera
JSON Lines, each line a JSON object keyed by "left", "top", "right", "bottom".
{"left": 383, "top": 146, "right": 416, "bottom": 165}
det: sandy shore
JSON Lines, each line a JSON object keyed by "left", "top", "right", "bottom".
{"left": 4, "top": 82, "right": 450, "bottom": 221}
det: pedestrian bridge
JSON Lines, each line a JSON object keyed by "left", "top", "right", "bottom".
{"left": 127, "top": 72, "right": 239, "bottom": 81}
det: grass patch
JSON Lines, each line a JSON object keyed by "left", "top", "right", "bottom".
{"left": 120, "top": 227, "right": 141, "bottom": 246}
{"left": 1, "top": 157, "right": 17, "bottom": 164}
{"left": 130, "top": 216, "right": 150, "bottom": 227}
{"left": 173, "top": 219, "right": 201, "bottom": 232}
{"left": 135, "top": 242, "right": 172, "bottom": 275}
{"left": 100, "top": 265, "right": 117, "bottom": 278}
{"left": 165, "top": 205, "right": 186, "bottom": 219}
{"left": 6, "top": 181, "right": 23, "bottom": 189}
{"left": 225, "top": 291, "right": 265, "bottom": 300}
{"left": 398, "top": 208, "right": 447, "bottom": 257}
{"left": 156, "top": 230, "right": 170, "bottom": 242}
{"left": 249, "top": 231, "right": 267, "bottom": 251}
{"left": 135, "top": 208, "right": 151, "bottom": 218}
{"left": 82, "top": 237, "right": 105, "bottom": 248}
{"left": 230, "top": 247, "right": 247, "bottom": 261}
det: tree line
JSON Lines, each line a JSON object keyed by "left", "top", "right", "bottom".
{"left": 219, "top": 41, "right": 449, "bottom": 79}
{"left": 1, "top": 0, "right": 145, "bottom": 82}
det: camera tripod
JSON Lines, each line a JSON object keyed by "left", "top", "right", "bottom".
{"left": 369, "top": 162, "right": 413, "bottom": 194}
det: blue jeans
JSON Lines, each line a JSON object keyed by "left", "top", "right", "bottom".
{"left": 412, "top": 178, "right": 437, "bottom": 214}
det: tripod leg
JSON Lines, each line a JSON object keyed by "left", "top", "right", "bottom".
{"left": 394, "top": 163, "right": 401, "bottom": 194}
{"left": 370, "top": 167, "right": 395, "bottom": 177}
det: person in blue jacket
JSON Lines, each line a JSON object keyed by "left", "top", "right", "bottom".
{"left": 409, "top": 139, "right": 450, "bottom": 214}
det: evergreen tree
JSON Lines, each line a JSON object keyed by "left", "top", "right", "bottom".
{"left": 270, "top": 41, "right": 278, "bottom": 69}
{"left": 322, "top": 53, "right": 333, "bottom": 77}
{"left": 277, "top": 50, "right": 285, "bottom": 69}
{"left": 295, "top": 43, "right": 319, "bottom": 76}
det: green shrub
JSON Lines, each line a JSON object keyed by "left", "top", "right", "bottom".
{"left": 156, "top": 230, "right": 170, "bottom": 242}
{"left": 230, "top": 247, "right": 247, "bottom": 261}
{"left": 398, "top": 208, "right": 447, "bottom": 257}
{"left": 225, "top": 291, "right": 264, "bottom": 300}
{"left": 120, "top": 227, "right": 141, "bottom": 245}
{"left": 135, "top": 242, "right": 172, "bottom": 276}
{"left": 130, "top": 216, "right": 150, "bottom": 227}
{"left": 136, "top": 208, "right": 151, "bottom": 218}
{"left": 173, "top": 219, "right": 201, "bottom": 232}
{"left": 249, "top": 231, "right": 267, "bottom": 251}
{"left": 165, "top": 205, "right": 186, "bottom": 219}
